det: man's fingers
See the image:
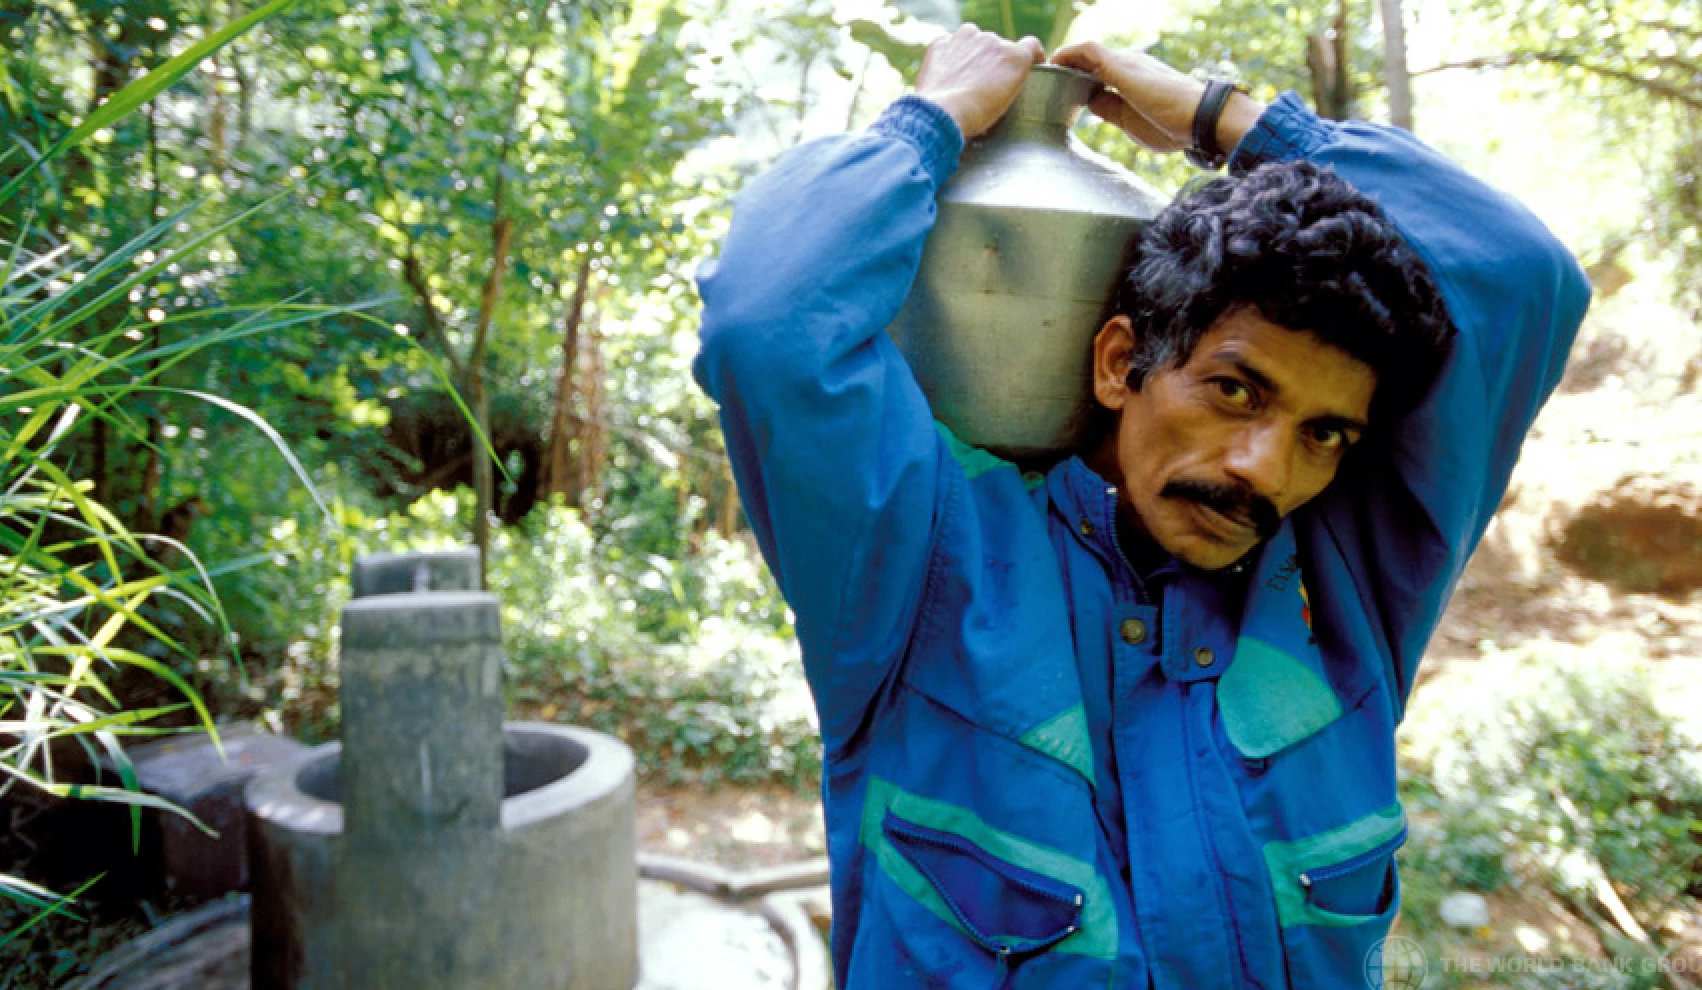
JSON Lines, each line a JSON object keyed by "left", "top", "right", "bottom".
{"left": 1087, "top": 90, "right": 1126, "bottom": 123}
{"left": 1087, "top": 90, "right": 1179, "bottom": 150}
{"left": 1051, "top": 41, "right": 1107, "bottom": 75}
{"left": 914, "top": 25, "right": 1049, "bottom": 137}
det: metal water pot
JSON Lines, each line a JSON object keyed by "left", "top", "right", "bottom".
{"left": 887, "top": 64, "right": 1167, "bottom": 464}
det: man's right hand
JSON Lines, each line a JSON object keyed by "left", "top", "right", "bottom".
{"left": 914, "top": 26, "right": 1046, "bottom": 140}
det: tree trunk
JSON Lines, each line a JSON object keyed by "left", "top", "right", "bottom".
{"left": 717, "top": 466, "right": 740, "bottom": 536}
{"left": 1307, "top": 34, "right": 1338, "bottom": 118}
{"left": 206, "top": 57, "right": 228, "bottom": 173}
{"left": 1045, "top": 0, "right": 1080, "bottom": 52}
{"left": 844, "top": 48, "right": 876, "bottom": 131}
{"left": 1377, "top": 0, "right": 1414, "bottom": 130}
{"left": 537, "top": 255, "right": 594, "bottom": 504}
{"left": 469, "top": 219, "right": 514, "bottom": 587}
{"left": 232, "top": 51, "right": 254, "bottom": 153}
{"left": 69, "top": 31, "right": 128, "bottom": 211}
{"left": 140, "top": 416, "right": 163, "bottom": 532}
{"left": 138, "top": 100, "right": 165, "bottom": 530}
{"left": 1306, "top": 0, "right": 1356, "bottom": 121}
{"left": 1333, "top": 0, "right": 1353, "bottom": 119}
{"left": 91, "top": 418, "right": 107, "bottom": 499}
{"left": 793, "top": 48, "right": 816, "bottom": 146}
{"left": 573, "top": 309, "right": 607, "bottom": 501}
{"left": 79, "top": 24, "right": 130, "bottom": 506}
{"left": 466, "top": 40, "right": 537, "bottom": 582}
{"left": 565, "top": 306, "right": 605, "bottom": 503}
{"left": 470, "top": 373, "right": 491, "bottom": 582}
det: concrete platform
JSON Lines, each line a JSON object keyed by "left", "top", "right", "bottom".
{"left": 63, "top": 880, "right": 819, "bottom": 990}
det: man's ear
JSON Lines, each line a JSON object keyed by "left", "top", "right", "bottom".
{"left": 1092, "top": 315, "right": 1138, "bottom": 411}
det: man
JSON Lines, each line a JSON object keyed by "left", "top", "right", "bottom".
{"left": 694, "top": 25, "right": 1589, "bottom": 990}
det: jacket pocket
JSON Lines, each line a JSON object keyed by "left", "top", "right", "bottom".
{"left": 1298, "top": 824, "right": 1405, "bottom": 921}
{"left": 1262, "top": 804, "right": 1407, "bottom": 988}
{"left": 849, "top": 776, "right": 1119, "bottom": 988}
{"left": 1263, "top": 802, "right": 1406, "bottom": 929}
{"left": 882, "top": 812, "right": 1084, "bottom": 958}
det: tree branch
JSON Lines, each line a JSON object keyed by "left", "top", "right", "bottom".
{"left": 467, "top": 36, "right": 540, "bottom": 378}
{"left": 1412, "top": 51, "right": 1702, "bottom": 108}
{"left": 467, "top": 26, "right": 542, "bottom": 577}
{"left": 400, "top": 250, "right": 458, "bottom": 375}
{"left": 1639, "top": 18, "right": 1702, "bottom": 43}
{"left": 538, "top": 253, "right": 595, "bottom": 502}
{"left": 344, "top": 92, "right": 463, "bottom": 377}
{"left": 1647, "top": 52, "right": 1702, "bottom": 81}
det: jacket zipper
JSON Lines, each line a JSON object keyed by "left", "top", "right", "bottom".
{"left": 885, "top": 816, "right": 1084, "bottom": 956}
{"left": 1102, "top": 485, "right": 1145, "bottom": 599}
{"left": 1297, "top": 826, "right": 1408, "bottom": 893}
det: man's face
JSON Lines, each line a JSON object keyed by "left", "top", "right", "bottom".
{"left": 1088, "top": 306, "right": 1377, "bottom": 571}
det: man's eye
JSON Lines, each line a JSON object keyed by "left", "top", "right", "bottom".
{"left": 1213, "top": 378, "right": 1254, "bottom": 406}
{"left": 1308, "top": 425, "right": 1350, "bottom": 450}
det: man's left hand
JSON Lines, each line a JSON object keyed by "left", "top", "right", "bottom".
{"left": 1051, "top": 42, "right": 1264, "bottom": 156}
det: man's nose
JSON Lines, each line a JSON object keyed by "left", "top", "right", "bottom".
{"left": 1224, "top": 421, "right": 1292, "bottom": 501}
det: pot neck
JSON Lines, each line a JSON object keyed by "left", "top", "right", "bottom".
{"left": 981, "top": 64, "right": 1100, "bottom": 144}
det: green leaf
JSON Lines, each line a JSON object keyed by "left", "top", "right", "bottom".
{"left": 0, "top": 873, "right": 101, "bottom": 948}
{"left": 850, "top": 20, "right": 928, "bottom": 78}
{"left": 890, "top": 0, "right": 963, "bottom": 27}
{"left": 0, "top": 0, "right": 305, "bottom": 208}
{"left": 153, "top": 388, "right": 339, "bottom": 529}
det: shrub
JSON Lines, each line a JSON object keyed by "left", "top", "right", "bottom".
{"left": 1401, "top": 639, "right": 1702, "bottom": 935}
{"left": 252, "top": 488, "right": 820, "bottom": 788}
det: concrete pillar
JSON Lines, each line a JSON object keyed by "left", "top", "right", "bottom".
{"left": 249, "top": 547, "right": 639, "bottom": 989}
{"left": 350, "top": 548, "right": 480, "bottom": 598}
{"left": 335, "top": 591, "right": 506, "bottom": 986}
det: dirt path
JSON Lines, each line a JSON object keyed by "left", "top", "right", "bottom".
{"left": 636, "top": 781, "right": 826, "bottom": 870}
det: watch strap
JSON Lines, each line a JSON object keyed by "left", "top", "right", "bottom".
{"left": 1184, "top": 79, "right": 1247, "bottom": 170}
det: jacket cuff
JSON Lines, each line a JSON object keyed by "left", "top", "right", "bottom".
{"left": 872, "top": 95, "right": 965, "bottom": 189}
{"left": 1228, "top": 91, "right": 1335, "bottom": 174}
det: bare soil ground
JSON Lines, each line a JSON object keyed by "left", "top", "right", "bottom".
{"left": 636, "top": 781, "right": 826, "bottom": 871}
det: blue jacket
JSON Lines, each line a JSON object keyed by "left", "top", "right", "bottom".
{"left": 694, "top": 92, "right": 1590, "bottom": 989}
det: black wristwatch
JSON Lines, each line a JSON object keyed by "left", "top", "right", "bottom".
{"left": 1184, "top": 78, "right": 1251, "bottom": 171}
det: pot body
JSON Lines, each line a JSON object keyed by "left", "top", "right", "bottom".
{"left": 886, "top": 65, "right": 1167, "bottom": 464}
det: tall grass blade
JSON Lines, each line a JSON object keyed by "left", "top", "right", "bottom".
{"left": 0, "top": 0, "right": 304, "bottom": 207}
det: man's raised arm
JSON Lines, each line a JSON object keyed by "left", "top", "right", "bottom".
{"left": 692, "top": 30, "right": 1043, "bottom": 752}
{"left": 1230, "top": 94, "right": 1591, "bottom": 702}
{"left": 1055, "top": 43, "right": 1592, "bottom": 704}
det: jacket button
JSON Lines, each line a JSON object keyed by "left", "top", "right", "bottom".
{"left": 1193, "top": 646, "right": 1215, "bottom": 667}
{"left": 1079, "top": 518, "right": 1095, "bottom": 537}
{"left": 1119, "top": 618, "right": 1147, "bottom": 645}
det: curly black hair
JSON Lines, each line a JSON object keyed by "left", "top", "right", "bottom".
{"left": 1105, "top": 159, "right": 1454, "bottom": 427}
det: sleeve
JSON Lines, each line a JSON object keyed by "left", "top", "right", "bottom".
{"left": 1229, "top": 93, "right": 1592, "bottom": 707}
{"left": 692, "top": 97, "right": 965, "bottom": 752}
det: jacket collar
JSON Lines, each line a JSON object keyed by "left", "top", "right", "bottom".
{"left": 1046, "top": 455, "right": 1125, "bottom": 565}
{"left": 1046, "top": 455, "right": 1348, "bottom": 757}
{"left": 1045, "top": 455, "right": 1254, "bottom": 582}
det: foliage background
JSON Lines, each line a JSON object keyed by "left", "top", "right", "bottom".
{"left": 4, "top": 0, "right": 1702, "bottom": 983}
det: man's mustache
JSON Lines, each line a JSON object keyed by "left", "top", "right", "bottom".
{"left": 1160, "top": 478, "right": 1281, "bottom": 541}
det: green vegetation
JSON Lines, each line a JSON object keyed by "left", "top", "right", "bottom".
{"left": 1, "top": 0, "right": 316, "bottom": 951}
{"left": 3, "top": 0, "right": 1700, "bottom": 982}
{"left": 1399, "top": 645, "right": 1702, "bottom": 986}
{"left": 258, "top": 487, "right": 817, "bottom": 784}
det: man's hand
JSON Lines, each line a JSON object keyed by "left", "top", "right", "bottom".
{"left": 1050, "top": 43, "right": 1265, "bottom": 156}
{"left": 915, "top": 26, "right": 1046, "bottom": 140}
